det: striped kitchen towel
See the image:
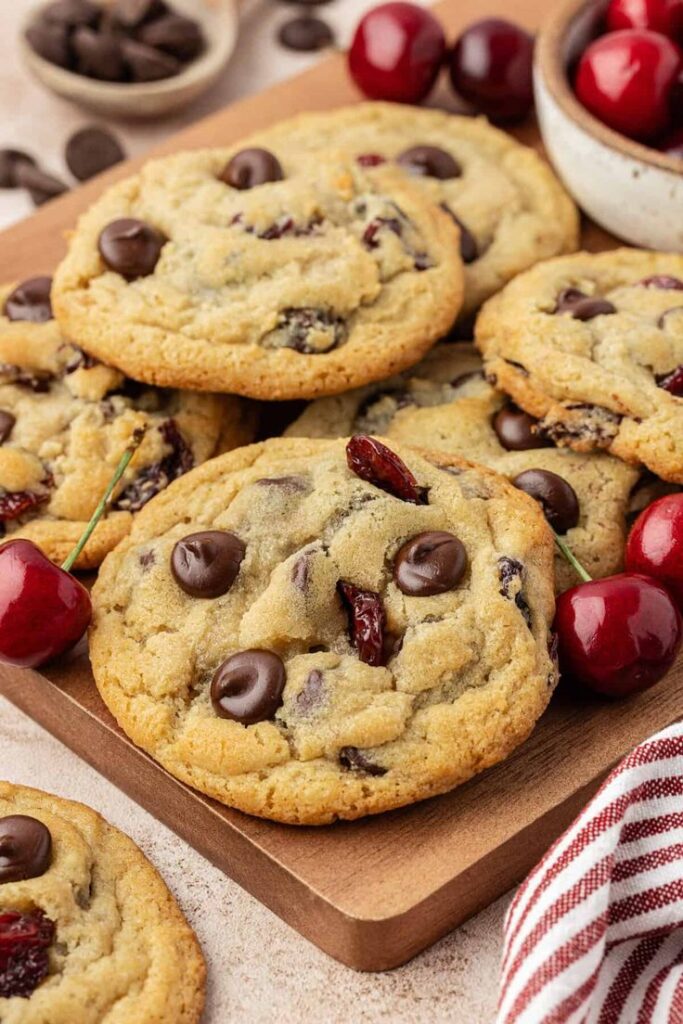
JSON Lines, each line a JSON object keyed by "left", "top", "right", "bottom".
{"left": 497, "top": 723, "right": 683, "bottom": 1024}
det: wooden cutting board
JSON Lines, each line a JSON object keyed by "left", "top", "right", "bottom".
{"left": 0, "top": 0, "right": 680, "bottom": 973}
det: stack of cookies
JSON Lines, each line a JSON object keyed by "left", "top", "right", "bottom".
{"left": 2, "top": 101, "right": 682, "bottom": 832}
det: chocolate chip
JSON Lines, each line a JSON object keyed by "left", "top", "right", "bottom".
{"left": 554, "top": 288, "right": 616, "bottom": 320}
{"left": 397, "top": 146, "right": 462, "bottom": 180}
{"left": 0, "top": 412, "right": 15, "bottom": 444}
{"left": 64, "top": 346, "right": 97, "bottom": 372}
{"left": 512, "top": 468, "right": 580, "bottom": 534}
{"left": 275, "top": 307, "right": 346, "bottom": 354}
{"left": 497, "top": 556, "right": 531, "bottom": 627}
{"left": 72, "top": 27, "right": 125, "bottom": 80}
{"left": 493, "top": 403, "right": 551, "bottom": 452}
{"left": 278, "top": 15, "right": 334, "bottom": 51}
{"left": 121, "top": 38, "right": 180, "bottom": 80}
{"left": 0, "top": 363, "right": 53, "bottom": 392}
{"left": 25, "top": 21, "right": 72, "bottom": 68}
{"left": 394, "top": 531, "right": 467, "bottom": 597}
{"left": 114, "top": 418, "right": 192, "bottom": 511}
{"left": 98, "top": 218, "right": 166, "bottom": 279}
{"left": 339, "top": 747, "right": 387, "bottom": 776}
{"left": 0, "top": 815, "right": 51, "bottom": 884}
{"left": 295, "top": 669, "right": 324, "bottom": 713}
{"left": 43, "top": 0, "right": 100, "bottom": 27}
{"left": 211, "top": 650, "right": 286, "bottom": 724}
{"left": 171, "top": 530, "right": 245, "bottom": 599}
{"left": 657, "top": 306, "right": 683, "bottom": 329}
{"left": 439, "top": 203, "right": 478, "bottom": 263}
{"left": 65, "top": 127, "right": 125, "bottom": 182}
{"left": 113, "top": 0, "right": 168, "bottom": 28}
{"left": 4, "top": 277, "right": 53, "bottom": 323}
{"left": 15, "top": 164, "right": 68, "bottom": 207}
{"left": 136, "top": 14, "right": 204, "bottom": 60}
{"left": 219, "top": 148, "right": 284, "bottom": 190}
{"left": 0, "top": 150, "right": 37, "bottom": 190}
{"left": 291, "top": 552, "right": 311, "bottom": 591}
{"left": 639, "top": 275, "right": 683, "bottom": 290}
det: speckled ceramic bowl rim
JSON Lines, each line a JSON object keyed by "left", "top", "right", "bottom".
{"left": 20, "top": 0, "right": 237, "bottom": 102}
{"left": 537, "top": 0, "right": 683, "bottom": 176}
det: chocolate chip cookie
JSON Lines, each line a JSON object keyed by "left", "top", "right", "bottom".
{"left": 0, "top": 277, "right": 254, "bottom": 568}
{"left": 52, "top": 150, "right": 464, "bottom": 399}
{"left": 287, "top": 344, "right": 641, "bottom": 592}
{"left": 236, "top": 102, "right": 580, "bottom": 319}
{"left": 476, "top": 250, "right": 683, "bottom": 484}
{"left": 0, "top": 781, "right": 205, "bottom": 1021}
{"left": 90, "top": 436, "right": 556, "bottom": 825}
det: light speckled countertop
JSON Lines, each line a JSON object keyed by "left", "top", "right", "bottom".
{"left": 0, "top": 3, "right": 508, "bottom": 1020}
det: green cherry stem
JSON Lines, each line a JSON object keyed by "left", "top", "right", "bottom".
{"left": 61, "top": 428, "right": 145, "bottom": 574}
{"left": 552, "top": 528, "right": 592, "bottom": 584}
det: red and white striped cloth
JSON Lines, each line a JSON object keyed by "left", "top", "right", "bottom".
{"left": 497, "top": 723, "right": 683, "bottom": 1024}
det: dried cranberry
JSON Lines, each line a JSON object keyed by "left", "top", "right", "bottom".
{"left": 346, "top": 435, "right": 428, "bottom": 504}
{"left": 0, "top": 910, "right": 55, "bottom": 998}
{"left": 357, "top": 153, "right": 386, "bottom": 167}
{"left": 0, "top": 488, "right": 50, "bottom": 523}
{"left": 114, "top": 419, "right": 193, "bottom": 512}
{"left": 362, "top": 216, "right": 403, "bottom": 249}
{"left": 337, "top": 581, "right": 386, "bottom": 666}
{"left": 658, "top": 365, "right": 683, "bottom": 396}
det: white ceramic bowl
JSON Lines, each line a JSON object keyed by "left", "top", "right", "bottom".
{"left": 534, "top": 0, "right": 683, "bottom": 250}
{"left": 20, "top": 0, "right": 239, "bottom": 120}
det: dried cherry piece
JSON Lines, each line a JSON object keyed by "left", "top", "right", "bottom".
{"left": 658, "top": 365, "right": 683, "bottom": 396}
{"left": 0, "top": 488, "right": 50, "bottom": 523}
{"left": 0, "top": 909, "right": 55, "bottom": 998}
{"left": 114, "top": 419, "right": 193, "bottom": 512}
{"left": 346, "top": 435, "right": 428, "bottom": 504}
{"left": 498, "top": 556, "right": 532, "bottom": 628}
{"left": 337, "top": 580, "right": 386, "bottom": 666}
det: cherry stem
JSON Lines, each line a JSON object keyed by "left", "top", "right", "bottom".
{"left": 61, "top": 428, "right": 145, "bottom": 574}
{"left": 552, "top": 529, "right": 592, "bottom": 584}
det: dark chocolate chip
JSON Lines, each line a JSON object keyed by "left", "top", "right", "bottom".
{"left": 43, "top": 0, "right": 100, "bottom": 27}
{"left": 72, "top": 27, "right": 125, "bottom": 80}
{"left": 136, "top": 14, "right": 204, "bottom": 60}
{"left": 15, "top": 164, "right": 68, "bottom": 207}
{"left": 25, "top": 21, "right": 72, "bottom": 68}
{"left": 277, "top": 307, "right": 346, "bottom": 354}
{"left": 278, "top": 15, "right": 334, "bottom": 51}
{"left": 512, "top": 468, "right": 580, "bottom": 534}
{"left": 219, "top": 148, "right": 284, "bottom": 190}
{"left": 356, "top": 153, "right": 386, "bottom": 167}
{"left": 291, "top": 551, "right": 311, "bottom": 591}
{"left": 295, "top": 669, "right": 324, "bottom": 713}
{"left": 0, "top": 815, "right": 52, "bottom": 884}
{"left": 394, "top": 531, "right": 467, "bottom": 596}
{"left": 339, "top": 746, "right": 387, "bottom": 776}
{"left": 113, "top": 0, "right": 168, "bottom": 28}
{"left": 65, "top": 127, "right": 125, "bottom": 182}
{"left": 639, "top": 275, "right": 683, "bottom": 290}
{"left": 0, "top": 150, "right": 37, "bottom": 190}
{"left": 171, "top": 530, "right": 245, "bottom": 599}
{"left": 492, "top": 403, "right": 552, "bottom": 452}
{"left": 98, "top": 218, "right": 166, "bottom": 279}
{"left": 397, "top": 146, "right": 462, "bottom": 180}
{"left": 0, "top": 412, "right": 15, "bottom": 444}
{"left": 0, "top": 363, "right": 53, "bottom": 392}
{"left": 554, "top": 288, "right": 616, "bottom": 320}
{"left": 210, "top": 650, "right": 286, "bottom": 724}
{"left": 114, "top": 419, "right": 192, "bottom": 511}
{"left": 121, "top": 38, "right": 180, "bottom": 81}
{"left": 657, "top": 306, "right": 683, "bottom": 329}
{"left": 439, "top": 203, "right": 477, "bottom": 263}
{"left": 4, "top": 277, "right": 53, "bottom": 323}
{"left": 497, "top": 556, "right": 531, "bottom": 627}
{"left": 64, "top": 346, "right": 97, "bottom": 372}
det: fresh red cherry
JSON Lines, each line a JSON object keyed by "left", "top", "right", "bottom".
{"left": 449, "top": 18, "right": 535, "bottom": 122}
{"left": 0, "top": 429, "right": 144, "bottom": 670}
{"left": 555, "top": 573, "right": 682, "bottom": 697}
{"left": 348, "top": 2, "right": 446, "bottom": 103}
{"left": 626, "top": 494, "right": 683, "bottom": 610}
{"left": 661, "top": 124, "right": 683, "bottom": 156}
{"left": 606, "top": 0, "right": 683, "bottom": 38}
{"left": 575, "top": 30, "right": 682, "bottom": 141}
{"left": 0, "top": 540, "right": 91, "bottom": 669}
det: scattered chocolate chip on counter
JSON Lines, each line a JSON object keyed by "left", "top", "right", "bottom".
{"left": 278, "top": 15, "right": 335, "bottom": 52}
{"left": 65, "top": 126, "right": 126, "bottom": 181}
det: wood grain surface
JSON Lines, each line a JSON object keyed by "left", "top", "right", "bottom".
{"left": 0, "top": 0, "right": 678, "bottom": 972}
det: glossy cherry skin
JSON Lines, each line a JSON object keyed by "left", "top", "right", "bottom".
{"left": 449, "top": 18, "right": 535, "bottom": 121}
{"left": 348, "top": 2, "right": 446, "bottom": 103}
{"left": 555, "top": 573, "right": 682, "bottom": 697}
{"left": 661, "top": 124, "right": 683, "bottom": 156}
{"left": 0, "top": 540, "right": 91, "bottom": 669}
{"left": 626, "top": 494, "right": 683, "bottom": 610}
{"left": 606, "top": 0, "right": 683, "bottom": 37}
{"left": 576, "top": 30, "right": 682, "bottom": 141}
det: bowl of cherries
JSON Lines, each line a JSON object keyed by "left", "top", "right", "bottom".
{"left": 535, "top": 0, "right": 683, "bottom": 250}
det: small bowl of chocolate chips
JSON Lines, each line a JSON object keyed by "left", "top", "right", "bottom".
{"left": 21, "top": 0, "right": 238, "bottom": 119}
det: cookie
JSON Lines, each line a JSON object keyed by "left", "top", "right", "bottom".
{"left": 287, "top": 344, "right": 641, "bottom": 592}
{"left": 236, "top": 102, "right": 580, "bottom": 320}
{"left": 0, "top": 781, "right": 205, "bottom": 1022}
{"left": 90, "top": 435, "right": 556, "bottom": 825}
{"left": 0, "top": 277, "right": 255, "bottom": 568}
{"left": 52, "top": 150, "right": 464, "bottom": 400}
{"left": 475, "top": 249, "right": 683, "bottom": 484}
